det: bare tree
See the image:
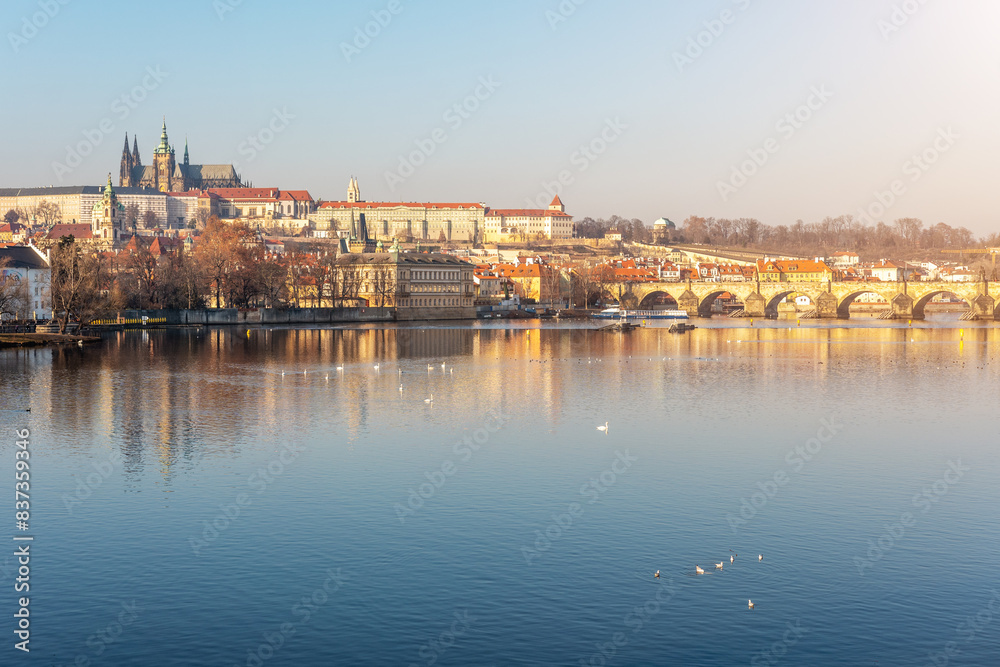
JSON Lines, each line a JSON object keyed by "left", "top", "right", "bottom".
{"left": 141, "top": 209, "right": 159, "bottom": 230}
{"left": 124, "top": 204, "right": 140, "bottom": 232}
{"left": 0, "top": 257, "right": 30, "bottom": 319}
{"left": 370, "top": 262, "right": 395, "bottom": 307}
{"left": 50, "top": 238, "right": 118, "bottom": 333}
{"left": 35, "top": 200, "right": 61, "bottom": 226}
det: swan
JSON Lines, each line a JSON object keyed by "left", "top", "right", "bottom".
{"left": 336, "top": 366, "right": 343, "bottom": 371}
{"left": 716, "top": 562, "right": 724, "bottom": 569}
{"left": 441, "top": 362, "right": 446, "bottom": 368}
{"left": 695, "top": 566, "right": 704, "bottom": 574}
{"left": 748, "top": 600, "right": 754, "bottom": 609}
{"left": 373, "top": 364, "right": 380, "bottom": 371}
{"left": 325, "top": 375, "right": 329, "bottom": 381}
{"left": 654, "top": 570, "right": 660, "bottom": 579}
{"left": 597, "top": 422, "right": 608, "bottom": 433}
{"left": 427, "top": 364, "right": 434, "bottom": 371}
{"left": 759, "top": 554, "right": 763, "bottom": 561}
{"left": 730, "top": 555, "right": 734, "bottom": 563}
{"left": 424, "top": 394, "right": 433, "bottom": 404}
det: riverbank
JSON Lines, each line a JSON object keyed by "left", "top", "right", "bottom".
{"left": 0, "top": 333, "right": 101, "bottom": 348}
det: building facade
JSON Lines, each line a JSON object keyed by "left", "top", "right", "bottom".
{"left": 311, "top": 178, "right": 485, "bottom": 242}
{"left": 0, "top": 244, "right": 51, "bottom": 320}
{"left": 483, "top": 196, "right": 573, "bottom": 242}
{"left": 333, "top": 249, "right": 476, "bottom": 320}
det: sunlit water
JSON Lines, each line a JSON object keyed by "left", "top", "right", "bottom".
{"left": 1, "top": 317, "right": 998, "bottom": 666}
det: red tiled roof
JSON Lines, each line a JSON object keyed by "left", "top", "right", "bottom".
{"left": 485, "top": 209, "right": 571, "bottom": 218}
{"left": 46, "top": 224, "right": 93, "bottom": 240}
{"left": 277, "top": 190, "right": 313, "bottom": 202}
{"left": 208, "top": 188, "right": 280, "bottom": 199}
{"left": 320, "top": 201, "right": 484, "bottom": 210}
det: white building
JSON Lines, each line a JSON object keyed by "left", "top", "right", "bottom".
{"left": 484, "top": 196, "right": 573, "bottom": 242}
{"left": 0, "top": 244, "right": 51, "bottom": 320}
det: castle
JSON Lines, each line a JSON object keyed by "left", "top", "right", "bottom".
{"left": 119, "top": 119, "right": 244, "bottom": 192}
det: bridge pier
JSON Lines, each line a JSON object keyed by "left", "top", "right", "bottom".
{"left": 677, "top": 290, "right": 701, "bottom": 318}
{"left": 970, "top": 294, "right": 996, "bottom": 321}
{"left": 743, "top": 292, "right": 767, "bottom": 318}
{"left": 890, "top": 294, "right": 916, "bottom": 320}
{"left": 815, "top": 292, "right": 839, "bottom": 319}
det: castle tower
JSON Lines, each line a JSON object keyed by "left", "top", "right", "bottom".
{"left": 347, "top": 176, "right": 361, "bottom": 203}
{"left": 119, "top": 133, "right": 133, "bottom": 187}
{"left": 152, "top": 118, "right": 176, "bottom": 192}
{"left": 548, "top": 195, "right": 565, "bottom": 213}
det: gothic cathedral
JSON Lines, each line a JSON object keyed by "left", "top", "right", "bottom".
{"left": 119, "top": 119, "right": 244, "bottom": 192}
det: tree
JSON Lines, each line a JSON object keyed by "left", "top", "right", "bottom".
{"left": 124, "top": 204, "right": 140, "bottom": 232}
{"left": 0, "top": 258, "right": 29, "bottom": 319}
{"left": 195, "top": 216, "right": 241, "bottom": 308}
{"left": 370, "top": 262, "right": 395, "bottom": 307}
{"left": 3, "top": 209, "right": 18, "bottom": 225}
{"left": 49, "top": 237, "right": 117, "bottom": 333}
{"left": 35, "top": 200, "right": 61, "bottom": 225}
{"left": 142, "top": 209, "right": 159, "bottom": 230}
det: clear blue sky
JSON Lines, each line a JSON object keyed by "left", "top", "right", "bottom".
{"left": 3, "top": 0, "right": 999, "bottom": 234}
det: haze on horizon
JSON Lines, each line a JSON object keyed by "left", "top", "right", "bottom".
{"left": 3, "top": 0, "right": 999, "bottom": 235}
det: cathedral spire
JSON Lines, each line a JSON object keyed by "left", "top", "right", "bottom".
{"left": 183, "top": 136, "right": 189, "bottom": 165}
{"left": 120, "top": 134, "right": 132, "bottom": 187}
{"left": 132, "top": 135, "right": 141, "bottom": 166}
{"left": 156, "top": 117, "right": 171, "bottom": 154}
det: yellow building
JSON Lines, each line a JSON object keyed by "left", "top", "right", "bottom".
{"left": 755, "top": 259, "right": 832, "bottom": 282}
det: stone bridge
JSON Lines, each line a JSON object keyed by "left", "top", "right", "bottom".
{"left": 625, "top": 280, "right": 997, "bottom": 320}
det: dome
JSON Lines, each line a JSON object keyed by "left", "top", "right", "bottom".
{"left": 653, "top": 218, "right": 676, "bottom": 229}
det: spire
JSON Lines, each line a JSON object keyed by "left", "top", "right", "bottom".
{"left": 156, "top": 117, "right": 170, "bottom": 154}
{"left": 120, "top": 134, "right": 132, "bottom": 186}
{"left": 122, "top": 133, "right": 130, "bottom": 157}
{"left": 105, "top": 173, "right": 115, "bottom": 196}
{"left": 183, "top": 136, "right": 189, "bottom": 165}
{"left": 132, "top": 135, "right": 141, "bottom": 166}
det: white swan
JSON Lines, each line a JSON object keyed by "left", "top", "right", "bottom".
{"left": 716, "top": 562, "right": 724, "bottom": 569}
{"left": 730, "top": 555, "right": 734, "bottom": 563}
{"left": 325, "top": 375, "right": 329, "bottom": 381}
{"left": 336, "top": 366, "right": 343, "bottom": 371}
{"left": 748, "top": 600, "right": 754, "bottom": 609}
{"left": 424, "top": 394, "right": 433, "bottom": 404}
{"left": 695, "top": 566, "right": 704, "bottom": 574}
{"left": 373, "top": 364, "right": 380, "bottom": 371}
{"left": 759, "top": 554, "right": 763, "bottom": 561}
{"left": 597, "top": 422, "right": 608, "bottom": 433}
{"left": 427, "top": 364, "right": 434, "bottom": 371}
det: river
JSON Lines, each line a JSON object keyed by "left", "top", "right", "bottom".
{"left": 1, "top": 317, "right": 998, "bottom": 665}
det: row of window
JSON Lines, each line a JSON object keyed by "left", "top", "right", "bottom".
{"left": 401, "top": 298, "right": 469, "bottom": 307}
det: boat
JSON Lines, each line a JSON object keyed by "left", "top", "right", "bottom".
{"left": 591, "top": 308, "right": 688, "bottom": 320}
{"left": 668, "top": 322, "right": 697, "bottom": 333}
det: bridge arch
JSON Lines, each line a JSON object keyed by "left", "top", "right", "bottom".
{"left": 836, "top": 289, "right": 894, "bottom": 318}
{"left": 911, "top": 289, "right": 971, "bottom": 319}
{"left": 637, "top": 290, "right": 679, "bottom": 309}
{"left": 696, "top": 290, "right": 748, "bottom": 317}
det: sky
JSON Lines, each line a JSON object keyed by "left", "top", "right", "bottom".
{"left": 2, "top": 0, "right": 999, "bottom": 235}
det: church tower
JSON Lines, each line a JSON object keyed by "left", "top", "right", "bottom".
{"left": 152, "top": 118, "right": 177, "bottom": 192}
{"left": 347, "top": 176, "right": 361, "bottom": 203}
{"left": 548, "top": 195, "right": 565, "bottom": 213}
{"left": 119, "top": 133, "right": 133, "bottom": 187}
{"left": 92, "top": 174, "right": 127, "bottom": 246}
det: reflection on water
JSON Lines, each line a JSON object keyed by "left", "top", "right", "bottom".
{"left": 1, "top": 320, "right": 998, "bottom": 666}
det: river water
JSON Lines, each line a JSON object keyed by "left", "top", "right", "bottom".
{"left": 1, "top": 318, "right": 998, "bottom": 666}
